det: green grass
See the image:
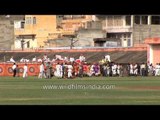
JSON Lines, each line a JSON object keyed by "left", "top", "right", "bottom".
{"left": 0, "top": 76, "right": 160, "bottom": 105}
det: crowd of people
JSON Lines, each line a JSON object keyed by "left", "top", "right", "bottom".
{"left": 8, "top": 54, "right": 86, "bottom": 63}
{"left": 10, "top": 54, "right": 160, "bottom": 79}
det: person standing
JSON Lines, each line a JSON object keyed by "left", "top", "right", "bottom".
{"left": 133, "top": 63, "right": 138, "bottom": 76}
{"left": 105, "top": 55, "right": 111, "bottom": 62}
{"left": 119, "top": 64, "right": 124, "bottom": 77}
{"left": 102, "top": 63, "right": 107, "bottom": 77}
{"left": 61, "top": 63, "right": 65, "bottom": 78}
{"left": 155, "top": 63, "right": 160, "bottom": 76}
{"left": 79, "top": 63, "right": 84, "bottom": 77}
{"left": 55, "top": 63, "right": 63, "bottom": 78}
{"left": 12, "top": 63, "right": 17, "bottom": 77}
{"left": 67, "top": 63, "right": 73, "bottom": 78}
{"left": 130, "top": 63, "right": 134, "bottom": 76}
{"left": 148, "top": 63, "right": 154, "bottom": 76}
{"left": 23, "top": 63, "right": 28, "bottom": 78}
{"left": 46, "top": 62, "right": 52, "bottom": 79}
{"left": 38, "top": 62, "right": 46, "bottom": 78}
{"left": 141, "top": 62, "right": 146, "bottom": 76}
{"left": 16, "top": 65, "right": 20, "bottom": 77}
{"left": 94, "top": 63, "right": 100, "bottom": 76}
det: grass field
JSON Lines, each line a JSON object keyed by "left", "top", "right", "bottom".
{"left": 0, "top": 76, "right": 160, "bottom": 105}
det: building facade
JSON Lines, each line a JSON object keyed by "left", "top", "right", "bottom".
{"left": 76, "top": 29, "right": 106, "bottom": 47}
{"left": 101, "top": 15, "right": 160, "bottom": 47}
{"left": 13, "top": 15, "right": 160, "bottom": 49}
{"left": 14, "top": 15, "right": 57, "bottom": 49}
{"left": 60, "top": 15, "right": 93, "bottom": 36}
{"left": 0, "top": 15, "right": 24, "bottom": 50}
{"left": 44, "top": 15, "right": 95, "bottom": 47}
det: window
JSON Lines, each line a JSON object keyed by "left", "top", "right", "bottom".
{"left": 107, "top": 16, "right": 114, "bottom": 26}
{"left": 33, "top": 17, "right": 36, "bottom": 24}
{"left": 125, "top": 34, "right": 131, "bottom": 46}
{"left": 125, "top": 16, "right": 131, "bottom": 26}
{"left": 135, "top": 16, "right": 140, "bottom": 24}
{"left": 25, "top": 17, "right": 36, "bottom": 24}
{"left": 107, "top": 33, "right": 122, "bottom": 39}
{"left": 114, "top": 16, "right": 123, "bottom": 26}
{"left": 107, "top": 16, "right": 123, "bottom": 26}
{"left": 123, "top": 34, "right": 126, "bottom": 41}
{"left": 21, "top": 21, "right": 25, "bottom": 28}
{"left": 25, "top": 17, "right": 32, "bottom": 24}
{"left": 27, "top": 41, "right": 30, "bottom": 48}
{"left": 127, "top": 38, "right": 131, "bottom": 46}
{"left": 134, "top": 16, "right": 148, "bottom": 25}
{"left": 107, "top": 33, "right": 114, "bottom": 38}
{"left": 142, "top": 16, "right": 148, "bottom": 24}
{"left": 151, "top": 16, "right": 160, "bottom": 24}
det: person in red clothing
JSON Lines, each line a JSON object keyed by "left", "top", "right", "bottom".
{"left": 83, "top": 63, "right": 87, "bottom": 76}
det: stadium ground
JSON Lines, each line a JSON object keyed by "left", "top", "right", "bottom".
{"left": 0, "top": 76, "right": 160, "bottom": 105}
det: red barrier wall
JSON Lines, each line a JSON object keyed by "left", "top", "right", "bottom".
{"left": 0, "top": 63, "right": 41, "bottom": 77}
{"left": 0, "top": 63, "right": 5, "bottom": 76}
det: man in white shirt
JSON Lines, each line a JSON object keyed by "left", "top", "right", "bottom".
{"left": 38, "top": 58, "right": 42, "bottom": 62}
{"left": 55, "top": 63, "right": 63, "bottom": 78}
{"left": 20, "top": 58, "right": 24, "bottom": 62}
{"left": 43, "top": 54, "right": 47, "bottom": 61}
{"left": 112, "top": 63, "right": 117, "bottom": 76}
{"left": 32, "top": 56, "right": 37, "bottom": 62}
{"left": 23, "top": 63, "right": 28, "bottom": 78}
{"left": 90, "top": 64, "right": 95, "bottom": 76}
{"left": 64, "top": 56, "right": 69, "bottom": 62}
{"left": 25, "top": 59, "right": 30, "bottom": 62}
{"left": 67, "top": 63, "right": 73, "bottom": 78}
{"left": 38, "top": 62, "right": 46, "bottom": 78}
{"left": 130, "top": 63, "right": 134, "bottom": 76}
{"left": 10, "top": 56, "right": 15, "bottom": 63}
{"left": 155, "top": 63, "right": 160, "bottom": 76}
{"left": 140, "top": 63, "right": 146, "bottom": 76}
{"left": 79, "top": 54, "right": 85, "bottom": 62}
{"left": 69, "top": 57, "right": 75, "bottom": 63}
{"left": 12, "top": 63, "right": 17, "bottom": 77}
{"left": 105, "top": 55, "right": 111, "bottom": 62}
{"left": 133, "top": 63, "right": 138, "bottom": 76}
{"left": 55, "top": 55, "right": 62, "bottom": 60}
{"left": 51, "top": 58, "right": 55, "bottom": 62}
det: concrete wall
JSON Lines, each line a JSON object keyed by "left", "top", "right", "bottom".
{"left": 49, "top": 29, "right": 107, "bottom": 47}
{"left": 86, "top": 21, "right": 102, "bottom": 29}
{"left": 133, "top": 25, "right": 160, "bottom": 45}
{"left": 76, "top": 29, "right": 106, "bottom": 47}
{"left": 0, "top": 19, "right": 14, "bottom": 50}
{"left": 47, "top": 39, "right": 71, "bottom": 47}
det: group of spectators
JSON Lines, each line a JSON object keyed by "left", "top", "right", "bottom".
{"left": 10, "top": 54, "right": 160, "bottom": 79}
{"left": 35, "top": 55, "right": 160, "bottom": 79}
{"left": 8, "top": 54, "right": 86, "bottom": 64}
